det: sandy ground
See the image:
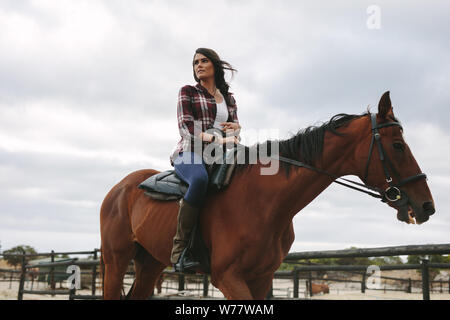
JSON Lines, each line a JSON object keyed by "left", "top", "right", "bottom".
{"left": 1, "top": 279, "right": 450, "bottom": 300}
{"left": 0, "top": 279, "right": 98, "bottom": 300}
{"left": 310, "top": 290, "right": 450, "bottom": 300}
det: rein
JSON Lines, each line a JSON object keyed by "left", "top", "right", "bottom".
{"left": 272, "top": 154, "right": 384, "bottom": 199}
{"left": 267, "top": 113, "right": 427, "bottom": 203}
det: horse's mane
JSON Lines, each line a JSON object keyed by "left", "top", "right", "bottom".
{"left": 235, "top": 112, "right": 370, "bottom": 177}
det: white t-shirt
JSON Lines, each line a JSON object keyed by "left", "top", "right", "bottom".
{"left": 213, "top": 98, "right": 229, "bottom": 130}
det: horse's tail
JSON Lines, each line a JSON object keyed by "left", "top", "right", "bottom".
{"left": 99, "top": 247, "right": 105, "bottom": 300}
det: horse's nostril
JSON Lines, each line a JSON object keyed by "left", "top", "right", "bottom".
{"left": 423, "top": 201, "right": 435, "bottom": 215}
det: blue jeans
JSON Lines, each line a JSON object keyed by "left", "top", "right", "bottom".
{"left": 173, "top": 152, "right": 209, "bottom": 207}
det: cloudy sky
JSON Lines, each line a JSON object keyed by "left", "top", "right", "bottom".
{"left": 1, "top": 0, "right": 449, "bottom": 255}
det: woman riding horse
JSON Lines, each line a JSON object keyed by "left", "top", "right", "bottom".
{"left": 170, "top": 48, "right": 241, "bottom": 272}
{"left": 100, "top": 84, "right": 434, "bottom": 299}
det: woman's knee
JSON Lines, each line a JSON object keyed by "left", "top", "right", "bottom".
{"left": 190, "top": 171, "right": 209, "bottom": 190}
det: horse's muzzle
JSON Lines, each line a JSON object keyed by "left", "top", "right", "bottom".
{"left": 393, "top": 190, "right": 435, "bottom": 225}
{"left": 398, "top": 200, "right": 435, "bottom": 225}
{"left": 422, "top": 201, "right": 435, "bottom": 216}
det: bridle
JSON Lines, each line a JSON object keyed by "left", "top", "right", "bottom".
{"left": 269, "top": 113, "right": 427, "bottom": 204}
{"left": 362, "top": 113, "right": 427, "bottom": 202}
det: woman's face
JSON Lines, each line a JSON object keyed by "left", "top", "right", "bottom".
{"left": 193, "top": 53, "right": 215, "bottom": 81}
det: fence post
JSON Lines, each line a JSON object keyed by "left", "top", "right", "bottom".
{"left": 92, "top": 250, "right": 98, "bottom": 296}
{"left": 50, "top": 250, "right": 55, "bottom": 295}
{"left": 308, "top": 277, "right": 313, "bottom": 297}
{"left": 17, "top": 250, "right": 26, "bottom": 300}
{"left": 361, "top": 272, "right": 366, "bottom": 293}
{"left": 202, "top": 274, "right": 209, "bottom": 297}
{"left": 69, "top": 287, "right": 75, "bottom": 300}
{"left": 421, "top": 259, "right": 430, "bottom": 300}
{"left": 293, "top": 268, "right": 299, "bottom": 298}
{"left": 407, "top": 278, "right": 412, "bottom": 293}
{"left": 9, "top": 271, "right": 13, "bottom": 289}
{"left": 308, "top": 261, "right": 313, "bottom": 297}
{"left": 178, "top": 274, "right": 185, "bottom": 291}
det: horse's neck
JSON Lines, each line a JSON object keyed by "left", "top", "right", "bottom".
{"left": 247, "top": 123, "right": 364, "bottom": 226}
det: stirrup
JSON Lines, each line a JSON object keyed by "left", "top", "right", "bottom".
{"left": 173, "top": 247, "right": 200, "bottom": 274}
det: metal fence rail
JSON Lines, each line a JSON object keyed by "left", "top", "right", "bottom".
{"left": 284, "top": 244, "right": 450, "bottom": 260}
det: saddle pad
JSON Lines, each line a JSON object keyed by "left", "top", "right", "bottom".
{"left": 138, "top": 170, "right": 188, "bottom": 201}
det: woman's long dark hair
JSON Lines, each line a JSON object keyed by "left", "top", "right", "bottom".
{"left": 193, "top": 48, "right": 237, "bottom": 106}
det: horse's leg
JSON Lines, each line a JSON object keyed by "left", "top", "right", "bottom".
{"left": 247, "top": 275, "right": 274, "bottom": 300}
{"left": 103, "top": 248, "right": 135, "bottom": 300}
{"left": 129, "top": 245, "right": 166, "bottom": 300}
{"left": 215, "top": 268, "right": 254, "bottom": 300}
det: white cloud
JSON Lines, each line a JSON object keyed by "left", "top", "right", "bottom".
{"left": 0, "top": 99, "right": 174, "bottom": 169}
{"left": 0, "top": 228, "right": 100, "bottom": 253}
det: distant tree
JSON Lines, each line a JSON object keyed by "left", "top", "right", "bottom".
{"left": 369, "top": 256, "right": 403, "bottom": 266}
{"left": 278, "top": 262, "right": 295, "bottom": 271}
{"left": 407, "top": 255, "right": 422, "bottom": 264}
{"left": 309, "top": 258, "right": 340, "bottom": 265}
{"left": 407, "top": 254, "right": 449, "bottom": 277}
{"left": 3, "top": 245, "right": 38, "bottom": 269}
{"left": 407, "top": 254, "right": 447, "bottom": 264}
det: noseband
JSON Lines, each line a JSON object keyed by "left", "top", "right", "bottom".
{"left": 270, "top": 113, "right": 427, "bottom": 204}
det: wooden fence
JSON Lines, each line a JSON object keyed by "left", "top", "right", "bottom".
{"left": 1, "top": 243, "right": 449, "bottom": 300}
{"left": 281, "top": 243, "right": 450, "bottom": 300}
{"left": 0, "top": 250, "right": 101, "bottom": 300}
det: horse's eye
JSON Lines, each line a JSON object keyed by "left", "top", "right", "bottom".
{"left": 393, "top": 142, "right": 404, "bottom": 151}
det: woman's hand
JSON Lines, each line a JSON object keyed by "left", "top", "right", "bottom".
{"left": 219, "top": 122, "right": 240, "bottom": 147}
{"left": 217, "top": 135, "right": 240, "bottom": 146}
{"left": 220, "top": 122, "right": 240, "bottom": 131}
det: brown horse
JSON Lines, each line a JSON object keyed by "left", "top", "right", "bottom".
{"left": 311, "top": 283, "right": 330, "bottom": 295}
{"left": 100, "top": 92, "right": 435, "bottom": 299}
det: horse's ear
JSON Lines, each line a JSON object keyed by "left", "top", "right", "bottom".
{"left": 378, "top": 91, "right": 393, "bottom": 119}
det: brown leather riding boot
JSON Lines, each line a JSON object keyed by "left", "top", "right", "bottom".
{"left": 170, "top": 199, "right": 200, "bottom": 270}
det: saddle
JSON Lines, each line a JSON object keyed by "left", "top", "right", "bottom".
{"left": 138, "top": 147, "right": 239, "bottom": 200}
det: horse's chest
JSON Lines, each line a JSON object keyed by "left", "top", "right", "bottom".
{"left": 238, "top": 237, "right": 286, "bottom": 273}
{"left": 244, "top": 225, "right": 294, "bottom": 272}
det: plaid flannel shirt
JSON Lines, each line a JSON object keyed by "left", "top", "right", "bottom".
{"left": 170, "top": 83, "right": 240, "bottom": 166}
